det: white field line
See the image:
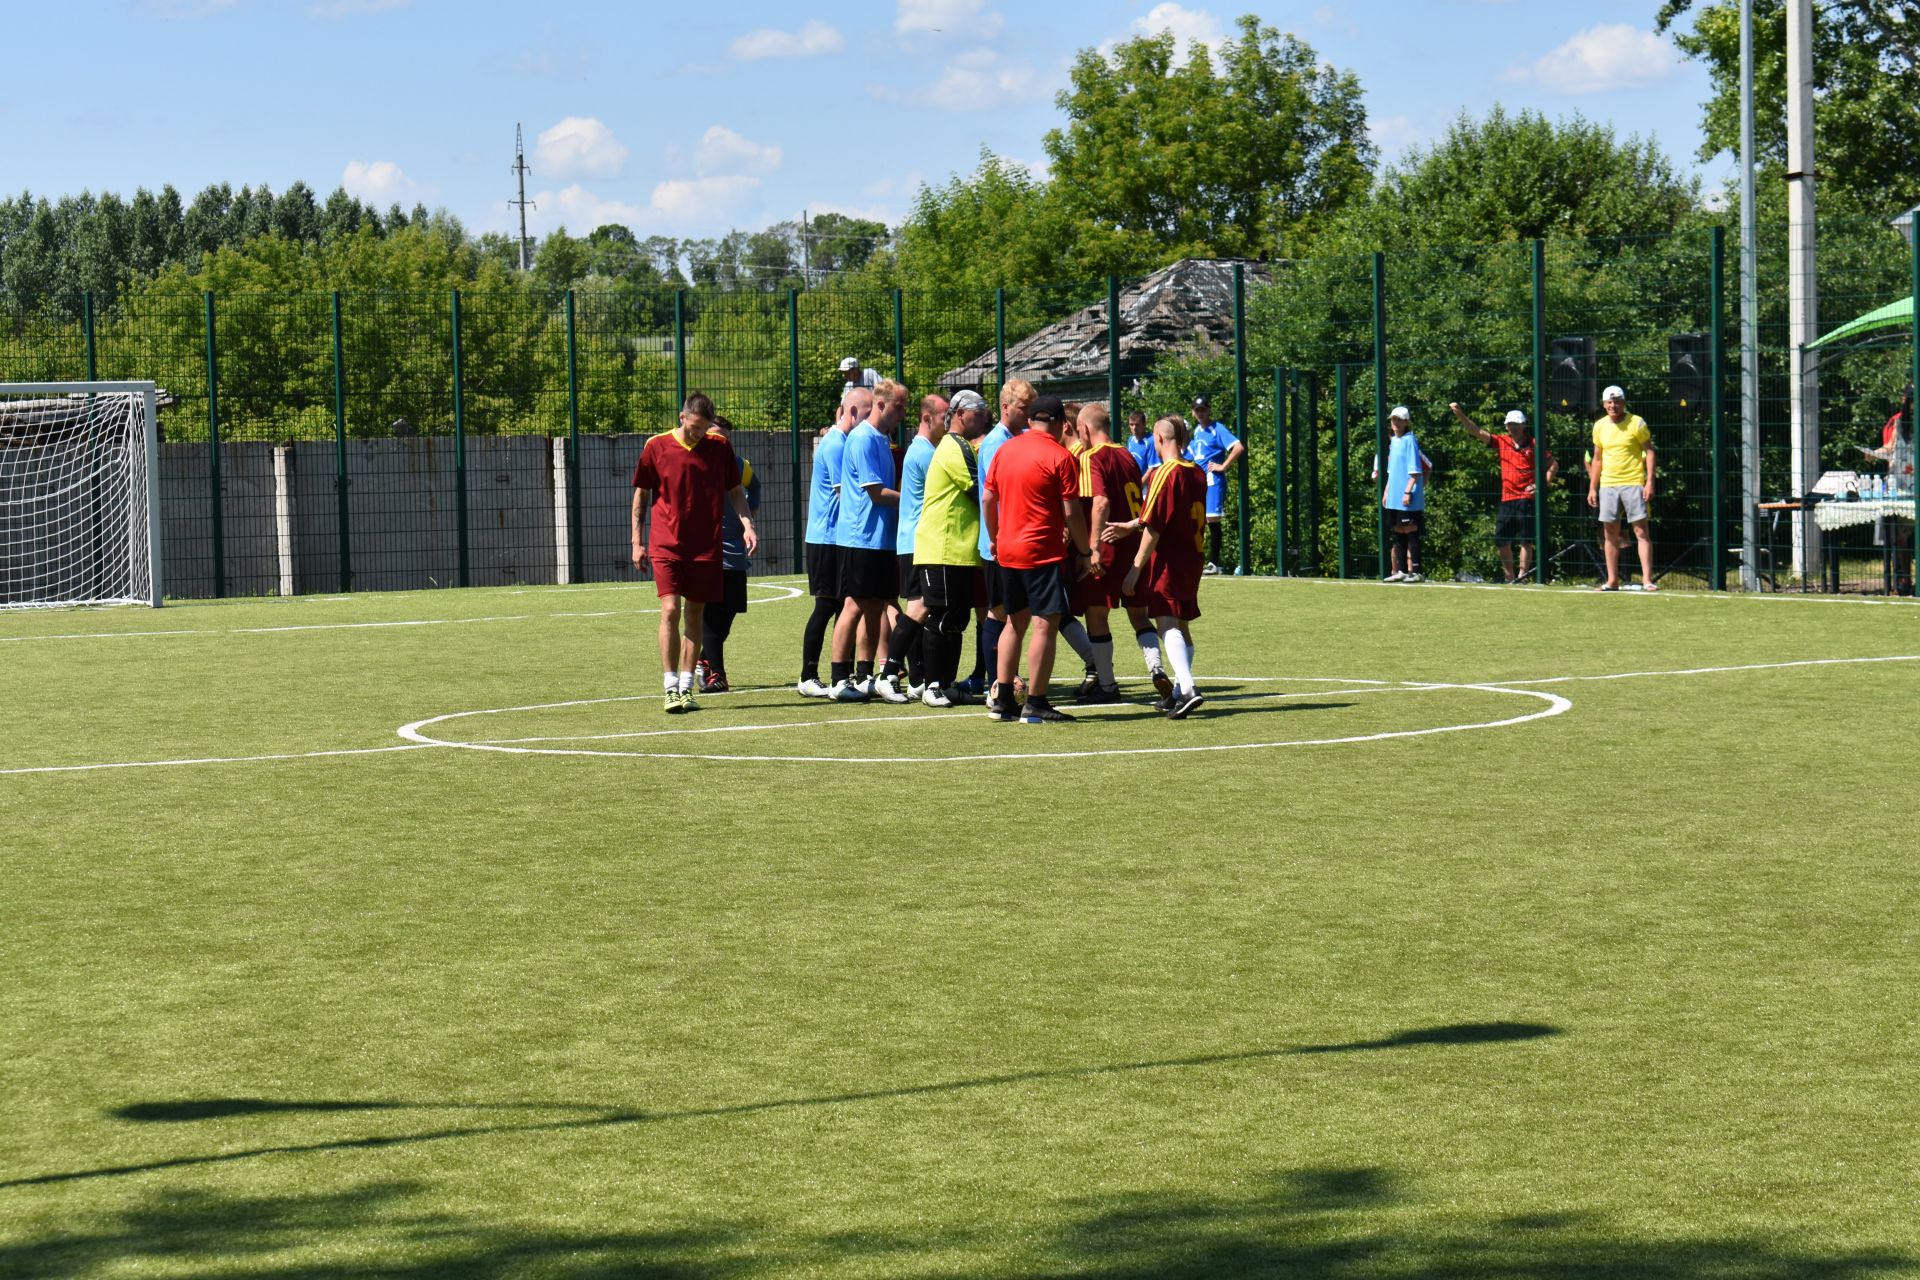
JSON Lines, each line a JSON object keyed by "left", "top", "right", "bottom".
{"left": 1488, "top": 654, "right": 1920, "bottom": 686}
{"left": 1237, "top": 574, "right": 1919, "bottom": 608}
{"left": 0, "top": 744, "right": 437, "bottom": 777}
{"left": 0, "top": 584, "right": 804, "bottom": 643}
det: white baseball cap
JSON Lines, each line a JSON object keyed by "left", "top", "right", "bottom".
{"left": 1602, "top": 384, "right": 1625, "bottom": 401}
{"left": 1504, "top": 410, "right": 1528, "bottom": 426}
{"left": 838, "top": 356, "right": 861, "bottom": 372}
{"left": 950, "top": 389, "right": 987, "bottom": 412}
{"left": 1389, "top": 405, "right": 1410, "bottom": 421}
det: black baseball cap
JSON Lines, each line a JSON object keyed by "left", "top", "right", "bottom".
{"left": 1028, "top": 394, "right": 1066, "bottom": 423}
{"left": 1192, "top": 394, "right": 1211, "bottom": 408}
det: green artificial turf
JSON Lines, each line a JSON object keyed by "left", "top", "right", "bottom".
{"left": 2, "top": 577, "right": 1917, "bottom": 1278}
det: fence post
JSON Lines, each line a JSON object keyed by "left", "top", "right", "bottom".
{"left": 1305, "top": 371, "right": 1320, "bottom": 573}
{"left": 82, "top": 291, "right": 98, "bottom": 381}
{"left": 1531, "top": 239, "right": 1547, "bottom": 583}
{"left": 1233, "top": 263, "right": 1250, "bottom": 575}
{"left": 1107, "top": 275, "right": 1122, "bottom": 440}
{"left": 565, "top": 289, "right": 584, "bottom": 582}
{"left": 891, "top": 288, "right": 907, "bottom": 443}
{"left": 1909, "top": 222, "right": 1918, "bottom": 586}
{"left": 1371, "top": 253, "right": 1388, "bottom": 579}
{"left": 788, "top": 287, "right": 804, "bottom": 575}
{"left": 1273, "top": 366, "right": 1287, "bottom": 576}
{"left": 451, "top": 287, "right": 469, "bottom": 588}
{"left": 994, "top": 287, "right": 1006, "bottom": 403}
{"left": 331, "top": 290, "right": 351, "bottom": 593}
{"left": 1335, "top": 363, "right": 1350, "bottom": 579}
{"left": 673, "top": 289, "right": 687, "bottom": 409}
{"left": 1710, "top": 227, "right": 1727, "bottom": 591}
{"left": 203, "top": 290, "right": 225, "bottom": 599}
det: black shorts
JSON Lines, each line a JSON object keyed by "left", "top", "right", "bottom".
{"left": 806, "top": 542, "right": 838, "bottom": 599}
{"left": 715, "top": 567, "right": 749, "bottom": 615}
{"left": 916, "top": 563, "right": 979, "bottom": 611}
{"left": 838, "top": 545, "right": 896, "bottom": 601}
{"left": 1383, "top": 507, "right": 1425, "bottom": 534}
{"left": 898, "top": 553, "right": 919, "bottom": 599}
{"left": 1002, "top": 562, "right": 1071, "bottom": 618}
{"left": 1495, "top": 499, "right": 1535, "bottom": 544}
{"left": 982, "top": 559, "right": 1008, "bottom": 610}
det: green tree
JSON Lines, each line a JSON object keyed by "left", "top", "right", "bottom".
{"left": 532, "top": 226, "right": 589, "bottom": 289}
{"left": 895, "top": 150, "right": 1072, "bottom": 290}
{"left": 802, "top": 212, "right": 889, "bottom": 275}
{"left": 1656, "top": 0, "right": 1920, "bottom": 215}
{"left": 1043, "top": 14, "right": 1374, "bottom": 274}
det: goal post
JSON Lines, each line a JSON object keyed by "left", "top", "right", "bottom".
{"left": 0, "top": 381, "right": 164, "bottom": 609}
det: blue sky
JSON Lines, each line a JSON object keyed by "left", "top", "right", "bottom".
{"left": 8, "top": 1, "right": 1720, "bottom": 240}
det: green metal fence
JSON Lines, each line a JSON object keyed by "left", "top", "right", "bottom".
{"left": 3, "top": 220, "right": 1916, "bottom": 600}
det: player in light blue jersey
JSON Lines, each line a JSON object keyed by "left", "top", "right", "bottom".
{"left": 797, "top": 385, "right": 870, "bottom": 697}
{"left": 1126, "top": 409, "right": 1157, "bottom": 476}
{"left": 828, "top": 380, "right": 907, "bottom": 701}
{"left": 875, "top": 392, "right": 949, "bottom": 702}
{"left": 1185, "top": 394, "right": 1244, "bottom": 574}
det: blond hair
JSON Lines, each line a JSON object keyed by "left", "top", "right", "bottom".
{"left": 1000, "top": 379, "right": 1036, "bottom": 410}
{"left": 873, "top": 378, "right": 908, "bottom": 409}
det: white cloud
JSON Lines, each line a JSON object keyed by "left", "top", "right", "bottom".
{"left": 533, "top": 116, "right": 630, "bottom": 180}
{"left": 340, "top": 160, "right": 429, "bottom": 205}
{"left": 693, "top": 125, "right": 783, "bottom": 177}
{"left": 904, "top": 47, "right": 1049, "bottom": 112}
{"left": 1126, "top": 3, "right": 1229, "bottom": 63}
{"left": 528, "top": 184, "right": 647, "bottom": 234}
{"left": 309, "top": 0, "right": 407, "bottom": 17}
{"left": 1367, "top": 114, "right": 1422, "bottom": 159}
{"left": 730, "top": 20, "right": 844, "bottom": 60}
{"left": 896, "top": 0, "right": 1003, "bottom": 39}
{"left": 1504, "top": 24, "right": 1682, "bottom": 94}
{"left": 648, "top": 176, "right": 762, "bottom": 223}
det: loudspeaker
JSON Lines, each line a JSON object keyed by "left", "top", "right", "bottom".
{"left": 1669, "top": 332, "right": 1711, "bottom": 409}
{"left": 1548, "top": 336, "right": 1597, "bottom": 414}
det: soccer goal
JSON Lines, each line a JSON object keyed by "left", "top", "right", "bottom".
{"left": 1, "top": 382, "right": 163, "bottom": 608}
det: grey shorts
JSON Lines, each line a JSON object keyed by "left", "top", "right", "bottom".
{"left": 1598, "top": 486, "right": 1649, "bottom": 524}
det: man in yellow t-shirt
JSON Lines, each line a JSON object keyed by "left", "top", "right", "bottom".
{"left": 1587, "top": 384, "right": 1657, "bottom": 591}
{"left": 910, "top": 389, "right": 990, "bottom": 707}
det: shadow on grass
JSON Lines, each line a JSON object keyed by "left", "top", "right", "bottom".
{"left": 2, "top": 1024, "right": 1563, "bottom": 1190}
{"left": 0, "top": 1166, "right": 1909, "bottom": 1279}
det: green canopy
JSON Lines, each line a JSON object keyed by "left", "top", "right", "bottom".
{"left": 1808, "top": 295, "right": 1913, "bottom": 349}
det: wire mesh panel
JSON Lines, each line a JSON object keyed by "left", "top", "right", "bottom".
{"left": 0, "top": 297, "right": 87, "bottom": 384}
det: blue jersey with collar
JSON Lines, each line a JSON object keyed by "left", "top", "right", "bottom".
{"left": 1187, "top": 419, "right": 1240, "bottom": 493}
{"left": 835, "top": 420, "right": 898, "bottom": 550}
{"left": 974, "top": 421, "right": 1014, "bottom": 560}
{"left": 806, "top": 426, "right": 846, "bottom": 545}
{"left": 896, "top": 433, "right": 936, "bottom": 554}
{"left": 1127, "top": 434, "right": 1157, "bottom": 475}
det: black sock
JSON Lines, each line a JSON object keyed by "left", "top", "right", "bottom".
{"left": 802, "top": 597, "right": 836, "bottom": 681}
{"left": 885, "top": 614, "right": 923, "bottom": 681}
{"left": 908, "top": 623, "right": 928, "bottom": 686}
{"left": 981, "top": 615, "right": 1004, "bottom": 679}
{"left": 831, "top": 660, "right": 852, "bottom": 684}
{"left": 855, "top": 659, "right": 873, "bottom": 680}
{"left": 1209, "top": 523, "right": 1223, "bottom": 565}
{"left": 920, "top": 629, "right": 947, "bottom": 688}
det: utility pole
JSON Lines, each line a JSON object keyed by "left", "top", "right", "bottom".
{"left": 1739, "top": 0, "right": 1760, "bottom": 590}
{"left": 510, "top": 123, "right": 535, "bottom": 272}
{"left": 1787, "top": 0, "right": 1820, "bottom": 579}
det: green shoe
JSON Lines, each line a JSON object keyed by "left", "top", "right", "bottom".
{"left": 664, "top": 688, "right": 687, "bottom": 714}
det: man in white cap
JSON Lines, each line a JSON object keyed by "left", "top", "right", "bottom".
{"left": 1451, "top": 402, "right": 1557, "bottom": 583}
{"left": 1587, "top": 385, "right": 1656, "bottom": 591}
{"left": 838, "top": 355, "right": 879, "bottom": 390}
{"left": 1373, "top": 406, "right": 1430, "bottom": 582}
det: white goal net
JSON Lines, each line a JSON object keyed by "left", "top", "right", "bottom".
{"left": 1, "top": 382, "right": 163, "bottom": 608}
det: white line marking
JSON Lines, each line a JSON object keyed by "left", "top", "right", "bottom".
{"left": 0, "top": 584, "right": 804, "bottom": 643}
{"left": 397, "top": 684, "right": 1568, "bottom": 764}
{"left": 1490, "top": 654, "right": 1920, "bottom": 686}
{"left": 0, "top": 743, "right": 438, "bottom": 777}
{"left": 1267, "top": 574, "right": 1918, "bottom": 607}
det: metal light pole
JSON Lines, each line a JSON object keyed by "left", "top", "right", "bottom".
{"left": 1739, "top": 0, "right": 1761, "bottom": 590}
{"left": 1786, "top": 0, "right": 1820, "bottom": 579}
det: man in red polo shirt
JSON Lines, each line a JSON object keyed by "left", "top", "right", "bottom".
{"left": 1124, "top": 416, "right": 1207, "bottom": 720}
{"left": 632, "top": 392, "right": 757, "bottom": 713}
{"left": 981, "top": 393, "right": 1096, "bottom": 724}
{"left": 1450, "top": 402, "right": 1557, "bottom": 583}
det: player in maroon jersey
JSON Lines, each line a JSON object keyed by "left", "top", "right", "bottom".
{"left": 1076, "top": 403, "right": 1170, "bottom": 703}
{"left": 631, "top": 392, "right": 758, "bottom": 714}
{"left": 1122, "top": 416, "right": 1207, "bottom": 719}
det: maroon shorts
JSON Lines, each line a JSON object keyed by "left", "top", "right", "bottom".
{"left": 1100, "top": 537, "right": 1144, "bottom": 608}
{"left": 1068, "top": 562, "right": 1104, "bottom": 615}
{"left": 1143, "top": 589, "right": 1201, "bottom": 622}
{"left": 651, "top": 556, "right": 722, "bottom": 603}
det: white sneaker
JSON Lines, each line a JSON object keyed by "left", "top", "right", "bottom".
{"left": 854, "top": 675, "right": 874, "bottom": 696}
{"left": 921, "top": 685, "right": 953, "bottom": 708}
{"left": 1384, "top": 570, "right": 1406, "bottom": 582}
{"left": 874, "top": 674, "right": 910, "bottom": 703}
{"left": 1403, "top": 572, "right": 1423, "bottom": 583}
{"left": 1203, "top": 562, "right": 1221, "bottom": 576}
{"left": 831, "top": 679, "right": 870, "bottom": 703}
{"left": 797, "top": 677, "right": 831, "bottom": 698}
{"left": 906, "top": 681, "right": 926, "bottom": 699}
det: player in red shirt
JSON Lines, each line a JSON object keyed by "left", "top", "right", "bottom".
{"left": 1123, "top": 416, "right": 1207, "bottom": 719}
{"left": 1072, "top": 403, "right": 1168, "bottom": 703}
{"left": 632, "top": 392, "right": 757, "bottom": 713}
{"left": 981, "top": 394, "right": 1096, "bottom": 724}
{"left": 1450, "top": 402, "right": 1557, "bottom": 583}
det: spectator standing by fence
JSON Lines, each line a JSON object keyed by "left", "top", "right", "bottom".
{"left": 1588, "top": 385, "right": 1656, "bottom": 592}
{"left": 1451, "top": 403, "right": 1556, "bottom": 584}
{"left": 1185, "top": 395, "right": 1244, "bottom": 574}
{"left": 1375, "top": 406, "right": 1431, "bottom": 582}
